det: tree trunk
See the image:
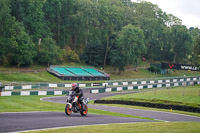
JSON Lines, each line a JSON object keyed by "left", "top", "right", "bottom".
{"left": 173, "top": 54, "right": 177, "bottom": 63}
{"left": 71, "top": 34, "right": 79, "bottom": 50}
{"left": 118, "top": 69, "right": 121, "bottom": 75}
{"left": 57, "top": 23, "right": 60, "bottom": 44}
{"left": 103, "top": 36, "right": 110, "bottom": 69}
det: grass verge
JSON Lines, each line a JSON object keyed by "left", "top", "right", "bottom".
{"left": 101, "top": 86, "right": 200, "bottom": 107}
{"left": 26, "top": 122, "right": 200, "bottom": 133}
{"left": 0, "top": 95, "right": 64, "bottom": 112}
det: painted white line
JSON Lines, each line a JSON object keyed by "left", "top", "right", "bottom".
{"left": 0, "top": 111, "right": 54, "bottom": 114}
{"left": 153, "top": 119, "right": 169, "bottom": 122}
{"left": 40, "top": 96, "right": 66, "bottom": 102}
{"left": 113, "top": 107, "right": 200, "bottom": 119}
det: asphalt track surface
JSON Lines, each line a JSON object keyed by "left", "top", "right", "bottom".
{"left": 1, "top": 90, "right": 200, "bottom": 133}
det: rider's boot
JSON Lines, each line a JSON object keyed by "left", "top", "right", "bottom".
{"left": 72, "top": 103, "right": 77, "bottom": 112}
{"left": 81, "top": 103, "right": 86, "bottom": 111}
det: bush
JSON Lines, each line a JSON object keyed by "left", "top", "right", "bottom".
{"left": 148, "top": 65, "right": 161, "bottom": 74}
{"left": 37, "top": 37, "right": 65, "bottom": 66}
{"left": 65, "top": 50, "right": 80, "bottom": 62}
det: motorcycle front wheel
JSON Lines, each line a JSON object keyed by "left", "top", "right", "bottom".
{"left": 65, "top": 104, "right": 72, "bottom": 116}
{"left": 80, "top": 104, "right": 88, "bottom": 116}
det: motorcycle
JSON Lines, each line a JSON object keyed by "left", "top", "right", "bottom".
{"left": 65, "top": 91, "right": 89, "bottom": 116}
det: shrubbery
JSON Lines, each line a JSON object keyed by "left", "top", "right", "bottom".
{"left": 148, "top": 65, "right": 161, "bottom": 74}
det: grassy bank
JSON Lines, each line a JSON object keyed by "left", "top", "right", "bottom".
{"left": 0, "top": 64, "right": 200, "bottom": 83}
{"left": 101, "top": 86, "right": 200, "bottom": 107}
{"left": 27, "top": 122, "right": 200, "bottom": 133}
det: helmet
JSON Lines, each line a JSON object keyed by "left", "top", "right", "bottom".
{"left": 72, "top": 83, "right": 78, "bottom": 90}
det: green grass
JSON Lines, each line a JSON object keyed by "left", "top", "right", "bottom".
{"left": 109, "top": 69, "right": 200, "bottom": 80}
{"left": 27, "top": 122, "right": 200, "bottom": 133}
{"left": 101, "top": 86, "right": 200, "bottom": 107}
{"left": 0, "top": 96, "right": 64, "bottom": 112}
{"left": 105, "top": 63, "right": 200, "bottom": 80}
{"left": 0, "top": 72, "right": 62, "bottom": 82}
{"left": 1, "top": 63, "right": 200, "bottom": 83}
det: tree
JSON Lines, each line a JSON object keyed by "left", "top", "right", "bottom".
{"left": 166, "top": 14, "right": 182, "bottom": 27}
{"left": 134, "top": 2, "right": 166, "bottom": 60}
{"left": 37, "top": 38, "right": 65, "bottom": 66}
{"left": 171, "top": 25, "right": 192, "bottom": 63}
{"left": 98, "top": 0, "right": 124, "bottom": 68}
{"left": 0, "top": 0, "right": 13, "bottom": 65}
{"left": 60, "top": 0, "right": 85, "bottom": 50}
{"left": 189, "top": 27, "right": 200, "bottom": 64}
{"left": 9, "top": 22, "right": 36, "bottom": 67}
{"left": 110, "top": 24, "right": 145, "bottom": 74}
{"left": 11, "top": 0, "right": 49, "bottom": 43}
{"left": 43, "top": 0, "right": 63, "bottom": 45}
{"left": 193, "top": 36, "right": 200, "bottom": 65}
{"left": 83, "top": 41, "right": 104, "bottom": 66}
{"left": 160, "top": 26, "right": 174, "bottom": 61}
{"left": 0, "top": 0, "right": 35, "bottom": 67}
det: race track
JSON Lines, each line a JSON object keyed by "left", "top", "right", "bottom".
{"left": 0, "top": 90, "right": 200, "bottom": 133}
{"left": 43, "top": 94, "right": 200, "bottom": 122}
{"left": 0, "top": 112, "right": 153, "bottom": 133}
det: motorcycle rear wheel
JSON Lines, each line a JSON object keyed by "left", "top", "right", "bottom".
{"left": 65, "top": 104, "right": 72, "bottom": 116}
{"left": 80, "top": 104, "right": 88, "bottom": 116}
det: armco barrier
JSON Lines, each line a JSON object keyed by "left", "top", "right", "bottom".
{"left": 1, "top": 76, "right": 200, "bottom": 96}
{"left": 0, "top": 90, "right": 69, "bottom": 96}
{"left": 3, "top": 76, "right": 200, "bottom": 91}
{"left": 90, "top": 80, "right": 200, "bottom": 94}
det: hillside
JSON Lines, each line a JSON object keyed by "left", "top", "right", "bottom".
{"left": 0, "top": 63, "right": 200, "bottom": 83}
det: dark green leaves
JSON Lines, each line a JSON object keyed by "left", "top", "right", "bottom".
{"left": 110, "top": 24, "right": 145, "bottom": 73}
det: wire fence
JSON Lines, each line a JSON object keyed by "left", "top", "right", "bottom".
{"left": 0, "top": 69, "right": 46, "bottom": 74}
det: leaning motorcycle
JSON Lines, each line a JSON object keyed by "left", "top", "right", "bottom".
{"left": 65, "top": 91, "right": 89, "bottom": 116}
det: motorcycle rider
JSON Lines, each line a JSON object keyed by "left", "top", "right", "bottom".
{"left": 71, "top": 83, "right": 86, "bottom": 111}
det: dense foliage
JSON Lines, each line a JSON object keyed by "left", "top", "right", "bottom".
{"left": 0, "top": 0, "right": 200, "bottom": 72}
